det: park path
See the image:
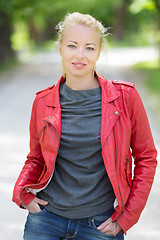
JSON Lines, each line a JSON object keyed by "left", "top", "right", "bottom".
{"left": 0, "top": 47, "right": 159, "bottom": 240}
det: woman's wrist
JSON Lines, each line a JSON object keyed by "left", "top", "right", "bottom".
{"left": 114, "top": 221, "right": 122, "bottom": 236}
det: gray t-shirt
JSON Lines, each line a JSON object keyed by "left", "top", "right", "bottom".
{"left": 38, "top": 82, "right": 115, "bottom": 218}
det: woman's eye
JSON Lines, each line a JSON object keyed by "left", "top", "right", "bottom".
{"left": 68, "top": 45, "right": 76, "bottom": 49}
{"left": 86, "top": 47, "right": 94, "bottom": 51}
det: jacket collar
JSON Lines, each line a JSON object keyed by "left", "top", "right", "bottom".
{"left": 46, "top": 71, "right": 120, "bottom": 107}
{"left": 96, "top": 72, "right": 120, "bottom": 103}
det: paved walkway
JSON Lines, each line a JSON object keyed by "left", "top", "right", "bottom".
{"left": 0, "top": 47, "right": 159, "bottom": 240}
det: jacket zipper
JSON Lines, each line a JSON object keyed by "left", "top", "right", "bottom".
{"left": 126, "top": 157, "right": 132, "bottom": 171}
{"left": 39, "top": 124, "right": 47, "bottom": 142}
{"left": 40, "top": 118, "right": 61, "bottom": 187}
{"left": 126, "top": 157, "right": 132, "bottom": 187}
{"left": 43, "top": 118, "right": 60, "bottom": 141}
{"left": 113, "top": 127, "right": 123, "bottom": 219}
{"left": 43, "top": 117, "right": 61, "bottom": 170}
{"left": 21, "top": 118, "right": 60, "bottom": 198}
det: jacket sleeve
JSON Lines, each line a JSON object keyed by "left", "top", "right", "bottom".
{"left": 12, "top": 97, "right": 45, "bottom": 208}
{"left": 117, "top": 88, "right": 157, "bottom": 232}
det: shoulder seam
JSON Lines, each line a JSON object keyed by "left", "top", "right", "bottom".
{"left": 36, "top": 90, "right": 52, "bottom": 100}
{"left": 36, "top": 85, "right": 55, "bottom": 95}
{"left": 35, "top": 85, "right": 55, "bottom": 100}
{"left": 112, "top": 80, "right": 135, "bottom": 88}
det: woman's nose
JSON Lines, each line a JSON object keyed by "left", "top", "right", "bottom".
{"left": 76, "top": 48, "right": 84, "bottom": 58}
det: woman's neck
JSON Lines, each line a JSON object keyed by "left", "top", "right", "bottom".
{"left": 65, "top": 73, "right": 100, "bottom": 90}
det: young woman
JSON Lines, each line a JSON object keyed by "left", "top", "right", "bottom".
{"left": 12, "top": 12, "right": 157, "bottom": 240}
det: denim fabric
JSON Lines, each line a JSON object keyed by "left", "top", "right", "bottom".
{"left": 24, "top": 208, "right": 124, "bottom": 240}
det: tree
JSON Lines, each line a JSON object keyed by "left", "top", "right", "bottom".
{"left": 0, "top": 0, "right": 159, "bottom": 66}
{"left": 0, "top": 1, "right": 14, "bottom": 64}
{"left": 113, "top": 0, "right": 131, "bottom": 41}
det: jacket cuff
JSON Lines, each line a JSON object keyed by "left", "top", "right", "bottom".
{"left": 20, "top": 189, "right": 36, "bottom": 206}
{"left": 116, "top": 215, "right": 130, "bottom": 235}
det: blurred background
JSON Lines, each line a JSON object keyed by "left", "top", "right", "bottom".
{"left": 0, "top": 0, "right": 160, "bottom": 239}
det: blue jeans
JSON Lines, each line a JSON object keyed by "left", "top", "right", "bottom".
{"left": 24, "top": 207, "right": 124, "bottom": 240}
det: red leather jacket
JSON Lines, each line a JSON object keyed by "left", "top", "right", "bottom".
{"left": 12, "top": 73, "right": 157, "bottom": 233}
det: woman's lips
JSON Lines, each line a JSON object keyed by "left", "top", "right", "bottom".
{"left": 72, "top": 62, "right": 86, "bottom": 69}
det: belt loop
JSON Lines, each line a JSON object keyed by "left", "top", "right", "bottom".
{"left": 88, "top": 217, "right": 92, "bottom": 227}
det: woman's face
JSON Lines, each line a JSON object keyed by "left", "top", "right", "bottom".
{"left": 59, "top": 24, "right": 101, "bottom": 79}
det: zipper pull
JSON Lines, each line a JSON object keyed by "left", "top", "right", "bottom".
{"left": 42, "top": 124, "right": 47, "bottom": 132}
{"left": 126, "top": 157, "right": 131, "bottom": 171}
{"left": 39, "top": 125, "right": 47, "bottom": 142}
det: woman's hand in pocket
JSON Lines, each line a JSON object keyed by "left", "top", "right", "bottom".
{"left": 21, "top": 197, "right": 48, "bottom": 213}
{"left": 97, "top": 217, "right": 122, "bottom": 236}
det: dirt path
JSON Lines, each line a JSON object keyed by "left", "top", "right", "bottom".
{"left": 0, "top": 48, "right": 159, "bottom": 240}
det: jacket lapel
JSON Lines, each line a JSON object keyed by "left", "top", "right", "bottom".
{"left": 96, "top": 73, "right": 122, "bottom": 145}
{"left": 101, "top": 102, "right": 121, "bottom": 146}
{"left": 43, "top": 108, "right": 61, "bottom": 139}
{"left": 44, "top": 76, "right": 65, "bottom": 138}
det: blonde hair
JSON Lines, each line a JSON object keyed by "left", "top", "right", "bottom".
{"left": 56, "top": 12, "right": 109, "bottom": 49}
{"left": 56, "top": 12, "right": 109, "bottom": 77}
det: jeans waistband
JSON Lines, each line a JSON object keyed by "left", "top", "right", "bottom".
{"left": 80, "top": 208, "right": 114, "bottom": 226}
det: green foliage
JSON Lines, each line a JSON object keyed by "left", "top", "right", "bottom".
{"left": 11, "top": 22, "right": 30, "bottom": 50}
{"left": 7, "top": 0, "right": 160, "bottom": 44}
{"left": 0, "top": 0, "right": 13, "bottom": 14}
{"left": 133, "top": 59, "right": 160, "bottom": 69}
{"left": 129, "top": 0, "right": 155, "bottom": 13}
{"left": 146, "top": 70, "right": 160, "bottom": 91}
{"left": 0, "top": 0, "right": 13, "bottom": 27}
{"left": 10, "top": 0, "right": 126, "bottom": 50}
{"left": 1, "top": 0, "right": 160, "bottom": 64}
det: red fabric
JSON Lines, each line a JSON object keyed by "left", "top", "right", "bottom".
{"left": 12, "top": 73, "right": 157, "bottom": 233}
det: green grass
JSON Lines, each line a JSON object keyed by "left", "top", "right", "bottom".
{"left": 133, "top": 59, "right": 160, "bottom": 98}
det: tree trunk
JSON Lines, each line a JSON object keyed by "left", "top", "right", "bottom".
{"left": 114, "top": 0, "right": 129, "bottom": 42}
{"left": 28, "top": 20, "right": 48, "bottom": 44}
{"left": 0, "top": 11, "right": 14, "bottom": 65}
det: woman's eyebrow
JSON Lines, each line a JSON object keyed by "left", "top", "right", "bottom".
{"left": 67, "top": 40, "right": 78, "bottom": 44}
{"left": 86, "top": 43, "right": 96, "bottom": 46}
{"left": 67, "top": 40, "right": 96, "bottom": 46}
